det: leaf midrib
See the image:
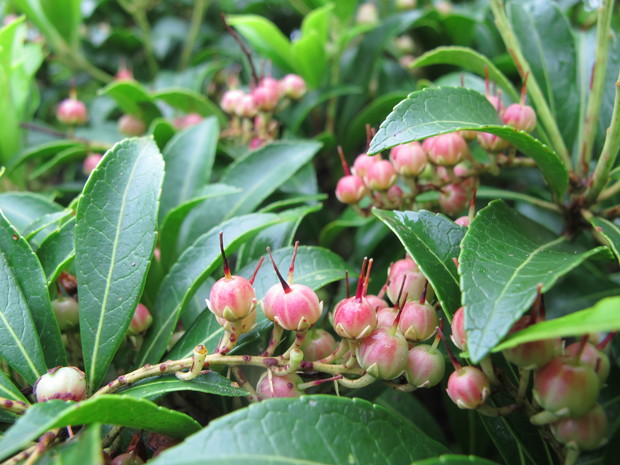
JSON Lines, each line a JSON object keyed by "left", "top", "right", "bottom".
{"left": 89, "top": 143, "right": 149, "bottom": 385}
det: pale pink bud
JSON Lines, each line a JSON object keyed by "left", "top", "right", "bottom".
{"left": 83, "top": 153, "right": 103, "bottom": 175}
{"left": 363, "top": 160, "right": 398, "bottom": 190}
{"left": 57, "top": 99, "right": 88, "bottom": 125}
{"left": 447, "top": 365, "right": 490, "bottom": 409}
{"left": 336, "top": 175, "right": 368, "bottom": 204}
{"left": 427, "top": 133, "right": 468, "bottom": 166}
{"left": 118, "top": 114, "right": 146, "bottom": 136}
{"left": 221, "top": 89, "right": 245, "bottom": 114}
{"left": 502, "top": 103, "right": 536, "bottom": 132}
{"left": 280, "top": 74, "right": 307, "bottom": 99}
{"left": 389, "top": 141, "right": 427, "bottom": 176}
{"left": 357, "top": 327, "right": 409, "bottom": 379}
{"left": 128, "top": 303, "right": 153, "bottom": 335}
{"left": 34, "top": 366, "right": 87, "bottom": 402}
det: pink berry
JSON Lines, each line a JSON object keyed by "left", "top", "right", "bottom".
{"left": 280, "top": 74, "right": 307, "bottom": 99}
{"left": 336, "top": 175, "right": 368, "bottom": 204}
{"left": 34, "top": 366, "right": 87, "bottom": 402}
{"left": 252, "top": 84, "right": 280, "bottom": 112}
{"left": 352, "top": 153, "right": 381, "bottom": 178}
{"left": 83, "top": 153, "right": 103, "bottom": 175}
{"left": 389, "top": 141, "right": 427, "bottom": 176}
{"left": 450, "top": 306, "right": 467, "bottom": 351}
{"left": 128, "top": 303, "right": 153, "bottom": 335}
{"left": 208, "top": 275, "right": 257, "bottom": 321}
{"left": 564, "top": 342, "right": 610, "bottom": 384}
{"left": 502, "top": 103, "right": 536, "bottom": 132}
{"left": 386, "top": 258, "right": 426, "bottom": 305}
{"left": 551, "top": 404, "right": 608, "bottom": 451}
{"left": 57, "top": 98, "right": 88, "bottom": 125}
{"left": 271, "top": 283, "right": 323, "bottom": 331}
{"left": 363, "top": 160, "right": 398, "bottom": 191}
{"left": 398, "top": 301, "right": 438, "bottom": 342}
{"left": 356, "top": 327, "right": 409, "bottom": 379}
{"left": 376, "top": 307, "right": 399, "bottom": 328}
{"left": 51, "top": 297, "right": 79, "bottom": 331}
{"left": 220, "top": 89, "right": 245, "bottom": 114}
{"left": 447, "top": 365, "right": 490, "bottom": 409}
{"left": 533, "top": 356, "right": 600, "bottom": 418}
{"left": 405, "top": 344, "right": 445, "bottom": 388}
{"left": 301, "top": 328, "right": 337, "bottom": 361}
{"left": 503, "top": 316, "right": 562, "bottom": 370}
{"left": 427, "top": 133, "right": 468, "bottom": 166}
{"left": 439, "top": 183, "right": 469, "bottom": 216}
{"left": 333, "top": 296, "right": 377, "bottom": 340}
{"left": 118, "top": 114, "right": 146, "bottom": 136}
{"left": 256, "top": 372, "right": 303, "bottom": 399}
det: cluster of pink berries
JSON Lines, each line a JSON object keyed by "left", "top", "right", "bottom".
{"left": 336, "top": 90, "right": 537, "bottom": 218}
{"left": 219, "top": 74, "right": 306, "bottom": 148}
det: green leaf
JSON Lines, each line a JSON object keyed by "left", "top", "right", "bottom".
{"left": 76, "top": 138, "right": 164, "bottom": 392}
{"left": 181, "top": 140, "right": 322, "bottom": 250}
{"left": 28, "top": 145, "right": 86, "bottom": 180}
{"left": 37, "top": 217, "right": 76, "bottom": 287}
{"left": 373, "top": 209, "right": 464, "bottom": 318}
{"left": 0, "top": 192, "right": 63, "bottom": 232}
{"left": 8, "top": 140, "right": 80, "bottom": 172}
{"left": 411, "top": 46, "right": 519, "bottom": 102}
{"left": 38, "top": 424, "right": 103, "bottom": 465}
{"left": 168, "top": 245, "right": 348, "bottom": 359}
{"left": 159, "top": 117, "right": 219, "bottom": 223}
{"left": 368, "top": 87, "right": 568, "bottom": 197}
{"left": 591, "top": 217, "right": 620, "bottom": 265}
{"left": 411, "top": 456, "right": 500, "bottom": 465}
{"left": 149, "top": 117, "right": 176, "bottom": 150}
{"left": 0, "top": 371, "right": 29, "bottom": 404}
{"left": 149, "top": 396, "right": 449, "bottom": 465}
{"left": 97, "top": 81, "right": 161, "bottom": 123}
{"left": 460, "top": 200, "right": 610, "bottom": 363}
{"left": 227, "top": 15, "right": 294, "bottom": 72}
{"left": 507, "top": 1, "right": 580, "bottom": 153}
{"left": 0, "top": 395, "right": 200, "bottom": 461}
{"left": 152, "top": 88, "right": 225, "bottom": 124}
{"left": 494, "top": 296, "right": 620, "bottom": 352}
{"left": 159, "top": 184, "right": 242, "bottom": 270}
{"left": 0, "top": 212, "right": 65, "bottom": 381}
{"left": 118, "top": 373, "right": 248, "bottom": 399}
{"left": 23, "top": 210, "right": 73, "bottom": 250}
{"left": 136, "top": 212, "right": 286, "bottom": 366}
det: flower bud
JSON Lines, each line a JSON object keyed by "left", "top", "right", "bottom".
{"left": 34, "top": 366, "right": 87, "bottom": 402}
{"left": 51, "top": 296, "right": 79, "bottom": 331}
{"left": 252, "top": 84, "right": 280, "bottom": 112}
{"left": 263, "top": 283, "right": 323, "bottom": 331}
{"left": 386, "top": 258, "right": 426, "bottom": 304}
{"left": 352, "top": 153, "right": 381, "bottom": 178}
{"left": 477, "top": 132, "right": 509, "bottom": 152}
{"left": 221, "top": 89, "right": 245, "bottom": 114}
{"left": 280, "top": 74, "right": 307, "bottom": 99}
{"left": 564, "top": 342, "right": 610, "bottom": 384}
{"left": 405, "top": 344, "right": 445, "bottom": 388}
{"left": 363, "top": 160, "right": 398, "bottom": 191}
{"left": 301, "top": 328, "right": 337, "bottom": 361}
{"left": 128, "top": 303, "right": 153, "bottom": 335}
{"left": 389, "top": 141, "right": 427, "bottom": 176}
{"left": 333, "top": 296, "right": 377, "bottom": 340}
{"left": 454, "top": 216, "right": 471, "bottom": 227}
{"left": 439, "top": 183, "right": 469, "bottom": 216}
{"left": 398, "top": 301, "right": 438, "bottom": 342}
{"left": 502, "top": 103, "right": 536, "bottom": 132}
{"left": 503, "top": 316, "right": 562, "bottom": 370}
{"left": 450, "top": 306, "right": 467, "bottom": 351}
{"left": 357, "top": 327, "right": 409, "bottom": 379}
{"left": 551, "top": 404, "right": 608, "bottom": 451}
{"left": 208, "top": 275, "right": 257, "bottom": 321}
{"left": 57, "top": 98, "right": 88, "bottom": 125}
{"left": 235, "top": 94, "right": 258, "bottom": 118}
{"left": 256, "top": 372, "right": 303, "bottom": 399}
{"left": 486, "top": 95, "right": 504, "bottom": 114}
{"left": 447, "top": 365, "right": 490, "bottom": 409}
{"left": 427, "top": 133, "right": 468, "bottom": 166}
{"left": 118, "top": 114, "right": 146, "bottom": 136}
{"left": 83, "top": 153, "right": 103, "bottom": 175}
{"left": 336, "top": 175, "right": 368, "bottom": 204}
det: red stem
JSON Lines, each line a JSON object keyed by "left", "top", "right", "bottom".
{"left": 219, "top": 231, "right": 232, "bottom": 279}
{"left": 338, "top": 146, "right": 351, "bottom": 176}
{"left": 355, "top": 258, "right": 368, "bottom": 301}
{"left": 267, "top": 247, "right": 291, "bottom": 293}
{"left": 248, "top": 256, "right": 264, "bottom": 285}
{"left": 287, "top": 241, "right": 300, "bottom": 283}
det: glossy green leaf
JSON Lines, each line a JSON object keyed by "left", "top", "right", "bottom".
{"left": 411, "top": 456, "right": 500, "bottom": 465}
{"left": 159, "top": 184, "right": 242, "bottom": 270}
{"left": 97, "top": 81, "right": 161, "bottom": 123}
{"left": 159, "top": 117, "right": 219, "bottom": 223}
{"left": 37, "top": 217, "right": 76, "bottom": 287}
{"left": 507, "top": 1, "right": 580, "bottom": 153}
{"left": 0, "top": 192, "right": 63, "bottom": 232}
{"left": 152, "top": 88, "right": 225, "bottom": 123}
{"left": 181, "top": 140, "right": 322, "bottom": 249}
{"left": 373, "top": 209, "right": 465, "bottom": 318}
{"left": 118, "top": 373, "right": 248, "bottom": 399}
{"left": 411, "top": 46, "right": 519, "bottom": 102}
{"left": 8, "top": 140, "right": 80, "bottom": 171}
{"left": 369, "top": 87, "right": 568, "bottom": 197}
{"left": 0, "top": 371, "right": 29, "bottom": 404}
{"left": 0, "top": 395, "right": 200, "bottom": 461}
{"left": 136, "top": 212, "right": 286, "bottom": 366}
{"left": 149, "top": 117, "right": 176, "bottom": 150}
{"left": 37, "top": 424, "right": 103, "bottom": 465}
{"left": 23, "top": 210, "right": 73, "bottom": 250}
{"left": 168, "top": 245, "right": 348, "bottom": 359}
{"left": 76, "top": 138, "right": 164, "bottom": 392}
{"left": 460, "top": 200, "right": 610, "bottom": 362}
{"left": 149, "top": 396, "right": 449, "bottom": 465}
{"left": 0, "top": 212, "right": 65, "bottom": 380}
{"left": 494, "top": 296, "right": 620, "bottom": 351}
{"left": 591, "top": 217, "right": 620, "bottom": 265}
{"left": 227, "top": 15, "right": 294, "bottom": 72}
{"left": 28, "top": 145, "right": 86, "bottom": 180}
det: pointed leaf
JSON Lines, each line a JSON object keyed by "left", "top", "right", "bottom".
{"left": 460, "top": 200, "right": 610, "bottom": 362}
{"left": 152, "top": 89, "right": 225, "bottom": 123}
{"left": 118, "top": 373, "right": 248, "bottom": 399}
{"left": 494, "top": 296, "right": 620, "bottom": 351}
{"left": 97, "top": 81, "right": 161, "bottom": 123}
{"left": 136, "top": 212, "right": 286, "bottom": 366}
{"left": 37, "top": 424, "right": 103, "bottom": 465}
{"left": 76, "top": 138, "right": 164, "bottom": 392}
{"left": 368, "top": 87, "right": 568, "bottom": 197}
{"left": 591, "top": 217, "right": 620, "bottom": 265}
{"left": 0, "top": 395, "right": 200, "bottom": 461}
{"left": 373, "top": 209, "right": 465, "bottom": 317}
{"left": 0, "top": 371, "right": 29, "bottom": 404}
{"left": 0, "top": 212, "right": 65, "bottom": 380}
{"left": 0, "top": 192, "right": 63, "bottom": 232}
{"left": 159, "top": 117, "right": 219, "bottom": 223}
{"left": 37, "top": 217, "right": 76, "bottom": 287}
{"left": 149, "top": 396, "right": 449, "bottom": 465}
{"left": 411, "top": 46, "right": 519, "bottom": 102}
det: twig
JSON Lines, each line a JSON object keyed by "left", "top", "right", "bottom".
{"left": 221, "top": 13, "right": 260, "bottom": 88}
{"left": 0, "top": 397, "right": 28, "bottom": 415}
